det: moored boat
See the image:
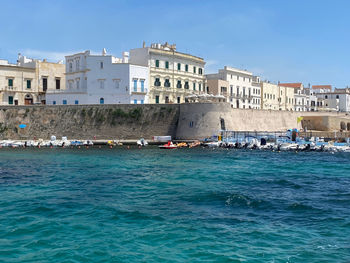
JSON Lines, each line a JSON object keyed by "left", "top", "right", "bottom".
{"left": 159, "top": 141, "right": 177, "bottom": 149}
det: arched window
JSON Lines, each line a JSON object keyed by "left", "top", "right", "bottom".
{"left": 100, "top": 98, "right": 104, "bottom": 104}
{"left": 347, "top": 123, "right": 350, "bottom": 131}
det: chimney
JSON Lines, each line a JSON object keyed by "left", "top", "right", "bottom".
{"left": 102, "top": 48, "right": 107, "bottom": 56}
{"left": 143, "top": 41, "right": 145, "bottom": 48}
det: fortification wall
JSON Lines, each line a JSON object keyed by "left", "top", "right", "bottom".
{"left": 0, "top": 103, "right": 346, "bottom": 140}
{"left": 176, "top": 103, "right": 347, "bottom": 139}
{"left": 0, "top": 104, "right": 180, "bottom": 140}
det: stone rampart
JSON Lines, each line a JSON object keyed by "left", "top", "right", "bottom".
{"left": 0, "top": 103, "right": 346, "bottom": 140}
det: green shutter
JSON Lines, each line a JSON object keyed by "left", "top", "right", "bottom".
{"left": 165, "top": 61, "right": 169, "bottom": 69}
{"left": 156, "top": 60, "right": 159, "bottom": 67}
{"left": 8, "top": 79, "right": 13, "bottom": 87}
{"left": 27, "top": 80, "right": 31, "bottom": 89}
{"left": 8, "top": 96, "right": 13, "bottom": 105}
{"left": 185, "top": 65, "right": 188, "bottom": 71}
{"left": 177, "top": 63, "right": 181, "bottom": 70}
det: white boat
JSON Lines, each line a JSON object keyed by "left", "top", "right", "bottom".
{"left": 137, "top": 138, "right": 148, "bottom": 147}
{"left": 205, "top": 141, "right": 222, "bottom": 148}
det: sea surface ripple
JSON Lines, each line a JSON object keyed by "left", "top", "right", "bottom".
{"left": 0, "top": 148, "right": 349, "bottom": 262}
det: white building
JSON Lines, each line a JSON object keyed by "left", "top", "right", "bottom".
{"left": 206, "top": 66, "right": 261, "bottom": 109}
{"left": 46, "top": 49, "right": 149, "bottom": 105}
{"left": 314, "top": 88, "right": 350, "bottom": 112}
{"left": 129, "top": 42, "right": 205, "bottom": 104}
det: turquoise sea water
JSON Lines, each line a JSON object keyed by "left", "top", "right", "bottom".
{"left": 0, "top": 147, "right": 349, "bottom": 262}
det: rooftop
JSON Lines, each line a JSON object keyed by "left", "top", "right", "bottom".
{"left": 312, "top": 85, "right": 332, "bottom": 90}
{"left": 279, "top": 83, "right": 303, "bottom": 88}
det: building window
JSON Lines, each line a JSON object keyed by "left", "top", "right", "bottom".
{"left": 199, "top": 68, "right": 203, "bottom": 75}
{"left": 63, "top": 100, "right": 67, "bottom": 105}
{"left": 165, "top": 96, "right": 169, "bottom": 103}
{"left": 155, "top": 60, "right": 159, "bottom": 67}
{"left": 100, "top": 98, "right": 104, "bottom": 104}
{"left": 185, "top": 64, "right": 188, "bottom": 72}
{"left": 155, "top": 95, "right": 159, "bottom": 104}
{"left": 26, "top": 80, "right": 31, "bottom": 89}
{"left": 8, "top": 79, "right": 13, "bottom": 87}
{"left": 165, "top": 61, "right": 169, "bottom": 69}
{"left": 53, "top": 101, "right": 56, "bottom": 105}
{"left": 140, "top": 79, "right": 145, "bottom": 92}
{"left": 193, "top": 83, "right": 196, "bottom": 90}
{"left": 141, "top": 100, "right": 144, "bottom": 104}
{"left": 76, "top": 60, "right": 80, "bottom": 71}
{"left": 75, "top": 100, "right": 79, "bottom": 105}
{"left": 193, "top": 66, "right": 196, "bottom": 73}
{"left": 43, "top": 78, "right": 48, "bottom": 91}
{"left": 100, "top": 62, "right": 104, "bottom": 69}
{"left": 177, "top": 80, "right": 182, "bottom": 89}
{"left": 134, "top": 99, "right": 137, "bottom": 104}
{"left": 69, "top": 63, "right": 72, "bottom": 72}
{"left": 237, "top": 76, "right": 239, "bottom": 80}
{"left": 184, "top": 81, "right": 189, "bottom": 89}
{"left": 56, "top": 78, "right": 60, "bottom": 90}
{"left": 154, "top": 78, "right": 161, "bottom": 87}
{"left": 133, "top": 79, "right": 137, "bottom": 92}
{"left": 325, "top": 95, "right": 328, "bottom": 99}
{"left": 177, "top": 63, "right": 181, "bottom": 70}
{"left": 336, "top": 95, "right": 339, "bottom": 99}
{"left": 177, "top": 97, "right": 180, "bottom": 103}
{"left": 76, "top": 79, "right": 80, "bottom": 89}
{"left": 164, "top": 79, "right": 170, "bottom": 88}
{"left": 199, "top": 83, "right": 202, "bottom": 91}
{"left": 99, "top": 80, "right": 105, "bottom": 89}
{"left": 8, "top": 96, "right": 13, "bottom": 105}
{"left": 114, "top": 79, "right": 120, "bottom": 89}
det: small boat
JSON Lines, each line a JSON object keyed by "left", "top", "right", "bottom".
{"left": 137, "top": 138, "right": 148, "bottom": 147}
{"left": 83, "top": 140, "right": 94, "bottom": 146}
{"left": 159, "top": 141, "right": 177, "bottom": 149}
{"left": 176, "top": 142, "right": 188, "bottom": 148}
{"left": 189, "top": 140, "right": 201, "bottom": 148}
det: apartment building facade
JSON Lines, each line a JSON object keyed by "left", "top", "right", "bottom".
{"left": 206, "top": 66, "right": 261, "bottom": 109}
{"left": 129, "top": 42, "right": 205, "bottom": 104}
{"left": 260, "top": 82, "right": 294, "bottom": 110}
{"left": 46, "top": 49, "right": 149, "bottom": 105}
{"left": 0, "top": 54, "right": 65, "bottom": 105}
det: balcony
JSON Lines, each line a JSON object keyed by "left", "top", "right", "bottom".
{"left": 131, "top": 88, "right": 148, "bottom": 95}
{"left": 4, "top": 86, "right": 15, "bottom": 91}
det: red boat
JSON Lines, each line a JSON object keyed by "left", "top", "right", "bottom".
{"left": 158, "top": 141, "right": 177, "bottom": 149}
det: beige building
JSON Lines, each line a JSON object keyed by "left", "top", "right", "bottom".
{"left": 129, "top": 42, "right": 205, "bottom": 104}
{"left": 206, "top": 66, "right": 261, "bottom": 109}
{"left": 261, "top": 82, "right": 294, "bottom": 110}
{"left": 0, "top": 54, "right": 65, "bottom": 105}
{"left": 206, "top": 79, "right": 229, "bottom": 101}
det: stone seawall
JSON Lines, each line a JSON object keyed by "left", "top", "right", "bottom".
{"left": 0, "top": 103, "right": 346, "bottom": 140}
{"left": 0, "top": 104, "right": 180, "bottom": 140}
{"left": 176, "top": 103, "right": 347, "bottom": 139}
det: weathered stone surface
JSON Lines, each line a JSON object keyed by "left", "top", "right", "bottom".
{"left": 0, "top": 103, "right": 347, "bottom": 140}
{"left": 0, "top": 104, "right": 180, "bottom": 140}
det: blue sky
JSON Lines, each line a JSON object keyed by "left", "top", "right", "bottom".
{"left": 1, "top": 0, "right": 349, "bottom": 87}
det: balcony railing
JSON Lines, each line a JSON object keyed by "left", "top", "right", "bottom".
{"left": 132, "top": 88, "right": 148, "bottom": 94}
{"left": 4, "top": 86, "right": 15, "bottom": 91}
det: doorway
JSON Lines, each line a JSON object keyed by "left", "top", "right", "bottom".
{"left": 24, "top": 94, "right": 33, "bottom": 105}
